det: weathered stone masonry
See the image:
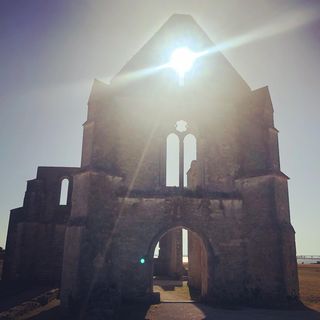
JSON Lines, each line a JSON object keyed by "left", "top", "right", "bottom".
{"left": 4, "top": 14, "right": 299, "bottom": 312}
{"left": 3, "top": 167, "right": 79, "bottom": 284}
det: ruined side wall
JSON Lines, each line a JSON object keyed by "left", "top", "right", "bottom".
{"left": 2, "top": 208, "right": 24, "bottom": 281}
{"left": 3, "top": 167, "right": 79, "bottom": 285}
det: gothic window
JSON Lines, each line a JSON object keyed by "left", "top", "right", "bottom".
{"left": 166, "top": 133, "right": 179, "bottom": 186}
{"left": 166, "top": 121, "right": 197, "bottom": 188}
{"left": 184, "top": 134, "right": 197, "bottom": 187}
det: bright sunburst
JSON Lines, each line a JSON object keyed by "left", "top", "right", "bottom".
{"left": 169, "top": 47, "right": 196, "bottom": 85}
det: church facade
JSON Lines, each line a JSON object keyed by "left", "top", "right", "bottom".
{"left": 3, "top": 14, "right": 299, "bottom": 312}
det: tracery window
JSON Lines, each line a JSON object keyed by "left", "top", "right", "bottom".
{"left": 166, "top": 121, "right": 196, "bottom": 188}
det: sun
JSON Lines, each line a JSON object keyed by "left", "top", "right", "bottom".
{"left": 169, "top": 47, "right": 196, "bottom": 79}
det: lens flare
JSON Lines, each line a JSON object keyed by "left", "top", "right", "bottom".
{"left": 169, "top": 47, "right": 195, "bottom": 77}
{"left": 140, "top": 257, "right": 145, "bottom": 264}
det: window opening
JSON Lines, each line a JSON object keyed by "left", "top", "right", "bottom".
{"left": 175, "top": 120, "right": 188, "bottom": 133}
{"left": 166, "top": 133, "right": 179, "bottom": 186}
{"left": 166, "top": 121, "right": 197, "bottom": 188}
{"left": 184, "top": 134, "right": 197, "bottom": 187}
{"left": 59, "top": 178, "right": 69, "bottom": 205}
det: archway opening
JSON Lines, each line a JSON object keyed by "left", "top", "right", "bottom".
{"left": 152, "top": 227, "right": 208, "bottom": 302}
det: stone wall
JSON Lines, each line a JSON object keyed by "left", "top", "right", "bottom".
{"left": 3, "top": 166, "right": 79, "bottom": 285}
{"left": 60, "top": 169, "right": 298, "bottom": 309}
{"left": 0, "top": 248, "right": 4, "bottom": 280}
{"left": 188, "top": 230, "right": 207, "bottom": 293}
{"left": 155, "top": 228, "right": 184, "bottom": 278}
{"left": 4, "top": 14, "right": 299, "bottom": 317}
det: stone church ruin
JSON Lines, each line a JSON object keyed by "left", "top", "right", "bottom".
{"left": 3, "top": 14, "right": 299, "bottom": 313}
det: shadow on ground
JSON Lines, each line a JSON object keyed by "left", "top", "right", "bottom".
{"left": 15, "top": 302, "right": 320, "bottom": 320}
{"left": 1, "top": 282, "right": 319, "bottom": 320}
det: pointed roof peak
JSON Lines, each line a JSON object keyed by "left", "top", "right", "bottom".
{"left": 111, "top": 14, "right": 250, "bottom": 92}
{"left": 165, "top": 13, "right": 198, "bottom": 22}
{"left": 112, "top": 14, "right": 213, "bottom": 81}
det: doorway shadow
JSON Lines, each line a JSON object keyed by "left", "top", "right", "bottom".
{"left": 188, "top": 284, "right": 201, "bottom": 301}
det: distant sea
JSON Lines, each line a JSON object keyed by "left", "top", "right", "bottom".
{"left": 155, "top": 255, "right": 319, "bottom": 264}
{"left": 297, "top": 258, "right": 320, "bottom": 264}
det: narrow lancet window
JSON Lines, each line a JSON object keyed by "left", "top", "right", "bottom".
{"left": 184, "top": 134, "right": 197, "bottom": 187}
{"left": 59, "top": 178, "right": 69, "bottom": 205}
{"left": 166, "top": 133, "right": 179, "bottom": 186}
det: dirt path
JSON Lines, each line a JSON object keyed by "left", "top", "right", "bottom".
{"left": 143, "top": 303, "right": 320, "bottom": 320}
{"left": 153, "top": 280, "right": 194, "bottom": 301}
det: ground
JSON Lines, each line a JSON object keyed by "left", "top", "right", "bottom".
{"left": 299, "top": 264, "right": 320, "bottom": 312}
{"left": 0, "top": 265, "right": 319, "bottom": 319}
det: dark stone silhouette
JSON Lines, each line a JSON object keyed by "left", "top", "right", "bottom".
{"left": 3, "top": 14, "right": 299, "bottom": 316}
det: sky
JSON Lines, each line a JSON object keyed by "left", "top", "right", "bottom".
{"left": 0, "top": 0, "right": 319, "bottom": 254}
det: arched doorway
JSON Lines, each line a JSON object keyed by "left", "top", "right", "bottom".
{"left": 150, "top": 226, "right": 208, "bottom": 302}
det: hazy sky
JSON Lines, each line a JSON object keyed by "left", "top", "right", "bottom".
{"left": 0, "top": 0, "right": 319, "bottom": 254}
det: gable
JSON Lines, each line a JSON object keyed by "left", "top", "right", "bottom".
{"left": 111, "top": 14, "right": 250, "bottom": 95}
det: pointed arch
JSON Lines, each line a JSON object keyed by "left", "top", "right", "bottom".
{"left": 150, "top": 225, "right": 209, "bottom": 300}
